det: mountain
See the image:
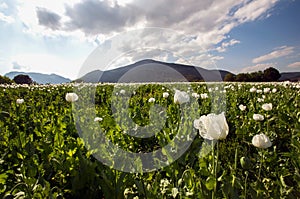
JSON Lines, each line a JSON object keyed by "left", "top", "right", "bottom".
{"left": 78, "top": 59, "right": 232, "bottom": 83}
{"left": 5, "top": 71, "right": 71, "bottom": 84}
{"left": 279, "top": 72, "right": 300, "bottom": 81}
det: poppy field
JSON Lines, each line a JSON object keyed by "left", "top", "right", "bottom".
{"left": 0, "top": 82, "right": 299, "bottom": 198}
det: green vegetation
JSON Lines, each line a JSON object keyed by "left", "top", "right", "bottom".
{"left": 12, "top": 74, "right": 33, "bottom": 85}
{"left": 0, "top": 75, "right": 13, "bottom": 84}
{"left": 0, "top": 82, "right": 299, "bottom": 198}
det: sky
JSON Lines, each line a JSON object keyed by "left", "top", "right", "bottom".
{"left": 0, "top": 0, "right": 300, "bottom": 80}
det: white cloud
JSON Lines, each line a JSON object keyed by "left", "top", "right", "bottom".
{"left": 252, "top": 46, "right": 294, "bottom": 64}
{"left": 240, "top": 63, "right": 276, "bottom": 73}
{"left": 12, "top": 62, "right": 30, "bottom": 71}
{"left": 0, "top": 2, "right": 8, "bottom": 9}
{"left": 288, "top": 61, "right": 300, "bottom": 68}
{"left": 216, "top": 39, "right": 240, "bottom": 52}
{"left": 233, "top": 0, "right": 278, "bottom": 23}
{"left": 9, "top": 0, "right": 280, "bottom": 76}
{"left": 16, "top": 0, "right": 279, "bottom": 48}
{"left": 0, "top": 12, "right": 14, "bottom": 23}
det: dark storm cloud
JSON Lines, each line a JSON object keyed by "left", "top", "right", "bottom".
{"left": 64, "top": 0, "right": 141, "bottom": 35}
{"left": 36, "top": 7, "right": 61, "bottom": 30}
{"left": 62, "top": 0, "right": 213, "bottom": 35}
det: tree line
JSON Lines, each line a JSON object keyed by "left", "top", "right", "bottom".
{"left": 224, "top": 67, "right": 281, "bottom": 82}
{"left": 0, "top": 74, "right": 33, "bottom": 84}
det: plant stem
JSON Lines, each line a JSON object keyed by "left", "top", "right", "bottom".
{"left": 234, "top": 147, "right": 238, "bottom": 172}
{"left": 114, "top": 170, "right": 117, "bottom": 199}
{"left": 256, "top": 150, "right": 264, "bottom": 198}
{"left": 258, "top": 150, "right": 264, "bottom": 180}
{"left": 212, "top": 141, "right": 218, "bottom": 199}
{"left": 212, "top": 142, "right": 215, "bottom": 199}
{"left": 244, "top": 171, "right": 248, "bottom": 199}
{"left": 215, "top": 142, "right": 219, "bottom": 195}
{"left": 141, "top": 175, "right": 148, "bottom": 199}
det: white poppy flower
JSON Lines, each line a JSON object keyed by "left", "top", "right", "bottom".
{"left": 174, "top": 90, "right": 190, "bottom": 104}
{"left": 162, "top": 92, "right": 169, "bottom": 98}
{"left": 200, "top": 93, "right": 208, "bottom": 99}
{"left": 194, "top": 112, "right": 229, "bottom": 140}
{"left": 262, "top": 103, "right": 272, "bottom": 111}
{"left": 239, "top": 104, "right": 246, "bottom": 111}
{"left": 252, "top": 133, "right": 272, "bottom": 149}
{"left": 250, "top": 87, "right": 257, "bottom": 92}
{"left": 192, "top": 93, "right": 200, "bottom": 98}
{"left": 120, "top": 89, "right": 126, "bottom": 95}
{"left": 257, "top": 98, "right": 264, "bottom": 102}
{"left": 253, "top": 114, "right": 264, "bottom": 121}
{"left": 263, "top": 88, "right": 270, "bottom": 93}
{"left": 94, "top": 117, "right": 103, "bottom": 122}
{"left": 148, "top": 98, "right": 155, "bottom": 103}
{"left": 16, "top": 99, "right": 24, "bottom": 104}
{"left": 65, "top": 93, "right": 78, "bottom": 102}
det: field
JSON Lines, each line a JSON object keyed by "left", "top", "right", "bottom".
{"left": 0, "top": 82, "right": 299, "bottom": 198}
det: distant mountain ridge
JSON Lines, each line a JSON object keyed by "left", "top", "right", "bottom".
{"left": 5, "top": 71, "right": 71, "bottom": 84}
{"left": 78, "top": 59, "right": 232, "bottom": 83}
{"left": 78, "top": 59, "right": 300, "bottom": 82}
{"left": 4, "top": 60, "right": 299, "bottom": 84}
{"left": 279, "top": 72, "right": 300, "bottom": 81}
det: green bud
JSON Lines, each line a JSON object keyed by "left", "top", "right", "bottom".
{"left": 240, "top": 156, "right": 251, "bottom": 170}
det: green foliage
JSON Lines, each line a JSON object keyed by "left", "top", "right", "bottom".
{"left": 224, "top": 73, "right": 235, "bottom": 82}
{"left": 263, "top": 67, "right": 281, "bottom": 81}
{"left": 229, "top": 67, "right": 281, "bottom": 82}
{"left": 13, "top": 74, "right": 33, "bottom": 85}
{"left": 0, "top": 75, "right": 13, "bottom": 84}
{"left": 0, "top": 82, "right": 299, "bottom": 198}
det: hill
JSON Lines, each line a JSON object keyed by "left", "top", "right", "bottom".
{"left": 279, "top": 72, "right": 300, "bottom": 82}
{"left": 5, "top": 72, "right": 71, "bottom": 84}
{"left": 78, "top": 59, "right": 232, "bottom": 83}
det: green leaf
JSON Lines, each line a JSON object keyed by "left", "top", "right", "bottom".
{"left": 17, "top": 152, "right": 24, "bottom": 160}
{"left": 0, "top": 173, "right": 8, "bottom": 185}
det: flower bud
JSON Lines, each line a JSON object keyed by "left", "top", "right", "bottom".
{"left": 240, "top": 156, "right": 251, "bottom": 170}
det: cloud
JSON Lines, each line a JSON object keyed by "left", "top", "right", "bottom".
{"left": 0, "top": 12, "right": 14, "bottom": 23}
{"left": 64, "top": 1, "right": 142, "bottom": 35}
{"left": 12, "top": 62, "right": 30, "bottom": 71}
{"left": 14, "top": 0, "right": 280, "bottom": 71}
{"left": 24, "top": 0, "right": 278, "bottom": 44}
{"left": 36, "top": 7, "right": 61, "bottom": 30}
{"left": 240, "top": 63, "right": 276, "bottom": 73}
{"left": 216, "top": 39, "right": 240, "bottom": 52}
{"left": 0, "top": 2, "right": 8, "bottom": 9}
{"left": 288, "top": 61, "right": 300, "bottom": 68}
{"left": 252, "top": 46, "right": 294, "bottom": 64}
{"left": 233, "top": 0, "right": 278, "bottom": 23}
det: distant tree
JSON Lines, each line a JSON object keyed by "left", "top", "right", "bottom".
{"left": 13, "top": 74, "right": 33, "bottom": 84}
{"left": 224, "top": 73, "right": 236, "bottom": 81}
{"left": 236, "top": 73, "right": 250, "bottom": 82}
{"left": 263, "top": 67, "right": 281, "bottom": 81}
{"left": 249, "top": 71, "right": 264, "bottom": 82}
{"left": 0, "top": 75, "right": 13, "bottom": 84}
